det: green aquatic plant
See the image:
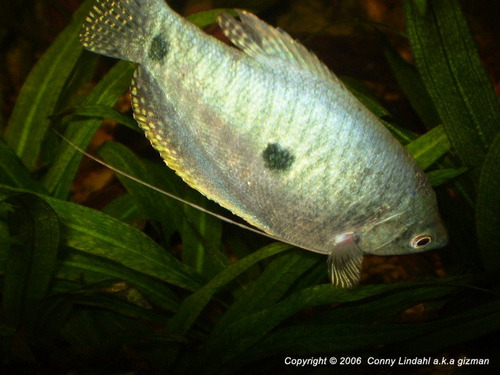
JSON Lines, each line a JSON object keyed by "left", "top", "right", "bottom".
{"left": 0, "top": 0, "right": 499, "bottom": 373}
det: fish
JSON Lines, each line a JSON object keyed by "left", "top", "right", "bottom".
{"left": 79, "top": 0, "right": 448, "bottom": 287}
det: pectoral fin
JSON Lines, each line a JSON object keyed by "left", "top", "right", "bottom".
{"left": 327, "top": 233, "right": 363, "bottom": 288}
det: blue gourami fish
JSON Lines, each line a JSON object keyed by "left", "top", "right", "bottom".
{"left": 79, "top": 0, "right": 448, "bottom": 287}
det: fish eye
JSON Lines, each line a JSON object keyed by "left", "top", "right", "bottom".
{"left": 411, "top": 235, "right": 432, "bottom": 249}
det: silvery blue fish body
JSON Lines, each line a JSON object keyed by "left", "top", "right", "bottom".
{"left": 80, "top": 0, "right": 447, "bottom": 287}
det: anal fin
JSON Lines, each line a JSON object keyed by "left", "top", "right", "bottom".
{"left": 129, "top": 67, "right": 189, "bottom": 183}
{"left": 129, "top": 67, "right": 229, "bottom": 210}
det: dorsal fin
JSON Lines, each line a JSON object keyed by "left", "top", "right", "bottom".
{"left": 217, "top": 10, "right": 341, "bottom": 85}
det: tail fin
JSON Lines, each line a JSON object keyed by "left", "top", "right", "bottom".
{"left": 79, "top": 0, "right": 168, "bottom": 63}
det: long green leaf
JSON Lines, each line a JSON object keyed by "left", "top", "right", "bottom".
{"left": 323, "top": 284, "right": 455, "bottom": 324}
{"left": 397, "top": 299, "right": 500, "bottom": 355}
{"left": 3, "top": 193, "right": 60, "bottom": 326}
{"left": 53, "top": 104, "right": 140, "bottom": 132}
{"left": 43, "top": 61, "right": 135, "bottom": 199}
{"left": 168, "top": 243, "right": 292, "bottom": 335}
{"left": 3, "top": 0, "right": 92, "bottom": 170}
{"left": 381, "top": 33, "right": 440, "bottom": 129}
{"left": 61, "top": 308, "right": 149, "bottom": 350}
{"left": 97, "top": 141, "right": 180, "bottom": 235}
{"left": 52, "top": 195, "right": 203, "bottom": 291}
{"left": 57, "top": 250, "right": 181, "bottom": 312}
{"left": 405, "top": 124, "right": 450, "bottom": 170}
{"left": 342, "top": 77, "right": 418, "bottom": 144}
{"left": 212, "top": 250, "right": 320, "bottom": 336}
{"left": 181, "top": 189, "right": 226, "bottom": 277}
{"left": 98, "top": 141, "right": 229, "bottom": 277}
{"left": 251, "top": 323, "right": 424, "bottom": 357}
{"left": 190, "top": 283, "right": 455, "bottom": 374}
{"left": 187, "top": 8, "right": 237, "bottom": 28}
{"left": 247, "top": 300, "right": 500, "bottom": 366}
{"left": 476, "top": 133, "right": 500, "bottom": 271}
{"left": 404, "top": 0, "right": 500, "bottom": 170}
{"left": 101, "top": 193, "right": 141, "bottom": 224}
{"left": 427, "top": 167, "right": 467, "bottom": 187}
{"left": 341, "top": 77, "right": 390, "bottom": 119}
{"left": 0, "top": 184, "right": 203, "bottom": 292}
{"left": 0, "top": 139, "right": 45, "bottom": 193}
{"left": 73, "top": 293, "right": 164, "bottom": 324}
{"left": 33, "top": 293, "right": 76, "bottom": 340}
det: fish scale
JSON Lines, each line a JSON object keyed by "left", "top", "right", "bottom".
{"left": 80, "top": 0, "right": 447, "bottom": 287}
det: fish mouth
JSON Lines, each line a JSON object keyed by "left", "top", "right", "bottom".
{"left": 433, "top": 222, "right": 449, "bottom": 248}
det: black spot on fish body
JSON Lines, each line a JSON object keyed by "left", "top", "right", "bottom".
{"left": 148, "top": 34, "right": 169, "bottom": 61}
{"left": 262, "top": 143, "right": 295, "bottom": 171}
